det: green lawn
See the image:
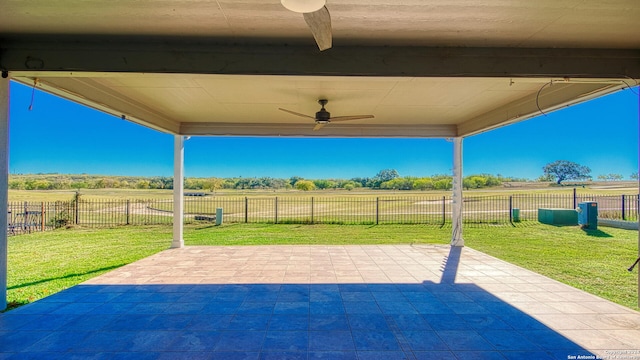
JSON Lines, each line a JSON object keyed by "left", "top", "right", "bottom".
{"left": 6, "top": 226, "right": 171, "bottom": 310}
{"left": 5, "top": 223, "right": 639, "bottom": 311}
{"left": 186, "top": 223, "right": 451, "bottom": 245}
{"left": 465, "top": 225, "right": 639, "bottom": 310}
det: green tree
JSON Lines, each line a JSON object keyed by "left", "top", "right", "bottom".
{"left": 631, "top": 172, "right": 639, "bottom": 180}
{"left": 413, "top": 178, "right": 433, "bottom": 190}
{"left": 463, "top": 176, "right": 487, "bottom": 189}
{"left": 371, "top": 169, "right": 400, "bottom": 188}
{"left": 70, "top": 181, "right": 89, "bottom": 189}
{"left": 295, "top": 180, "right": 316, "bottom": 191}
{"left": 135, "top": 180, "right": 151, "bottom": 189}
{"left": 433, "top": 177, "right": 452, "bottom": 190}
{"left": 269, "top": 178, "right": 290, "bottom": 189}
{"left": 37, "top": 180, "right": 52, "bottom": 190}
{"left": 154, "top": 176, "right": 173, "bottom": 189}
{"left": 543, "top": 160, "right": 591, "bottom": 184}
{"left": 289, "top": 176, "right": 303, "bottom": 187}
{"left": 483, "top": 174, "right": 502, "bottom": 187}
{"left": 204, "top": 177, "right": 224, "bottom": 192}
{"left": 339, "top": 180, "right": 359, "bottom": 191}
{"left": 350, "top": 177, "right": 370, "bottom": 188}
{"left": 9, "top": 179, "right": 25, "bottom": 190}
{"left": 235, "top": 178, "right": 252, "bottom": 189}
{"left": 185, "top": 178, "right": 205, "bottom": 189}
{"left": 380, "top": 177, "right": 415, "bottom": 190}
{"left": 314, "top": 179, "right": 336, "bottom": 189}
{"left": 223, "top": 179, "right": 237, "bottom": 189}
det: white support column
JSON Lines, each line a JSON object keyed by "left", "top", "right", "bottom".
{"left": 636, "top": 87, "right": 639, "bottom": 308}
{"left": 0, "top": 74, "right": 10, "bottom": 310}
{"left": 451, "top": 137, "right": 464, "bottom": 247}
{"left": 172, "top": 135, "right": 184, "bottom": 248}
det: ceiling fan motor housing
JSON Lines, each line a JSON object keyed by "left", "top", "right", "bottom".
{"left": 316, "top": 109, "right": 331, "bottom": 122}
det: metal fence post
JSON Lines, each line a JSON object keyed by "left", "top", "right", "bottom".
{"left": 126, "top": 200, "right": 131, "bottom": 225}
{"left": 275, "top": 197, "right": 278, "bottom": 224}
{"left": 245, "top": 197, "right": 248, "bottom": 223}
{"left": 573, "top": 187, "right": 577, "bottom": 209}
{"left": 74, "top": 194, "right": 79, "bottom": 225}
{"left": 622, "top": 195, "right": 626, "bottom": 221}
{"left": 509, "top": 195, "right": 513, "bottom": 224}
{"left": 376, "top": 197, "right": 379, "bottom": 225}
{"left": 23, "top": 201, "right": 27, "bottom": 231}
{"left": 311, "top": 197, "right": 314, "bottom": 224}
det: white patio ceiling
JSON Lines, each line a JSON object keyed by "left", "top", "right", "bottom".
{"left": 1, "top": 0, "right": 639, "bottom": 137}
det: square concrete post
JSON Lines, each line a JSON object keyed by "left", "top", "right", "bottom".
{"left": 451, "top": 137, "right": 464, "bottom": 247}
{"left": 172, "top": 135, "right": 184, "bottom": 248}
{"left": 0, "top": 74, "right": 9, "bottom": 310}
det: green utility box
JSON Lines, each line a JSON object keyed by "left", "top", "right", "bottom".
{"left": 215, "top": 208, "right": 223, "bottom": 226}
{"left": 538, "top": 208, "right": 578, "bottom": 226}
{"left": 578, "top": 201, "right": 598, "bottom": 229}
{"left": 512, "top": 208, "right": 521, "bottom": 222}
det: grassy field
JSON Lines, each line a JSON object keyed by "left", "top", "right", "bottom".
{"left": 5, "top": 223, "right": 639, "bottom": 311}
{"left": 8, "top": 188, "right": 175, "bottom": 201}
{"left": 8, "top": 181, "right": 639, "bottom": 202}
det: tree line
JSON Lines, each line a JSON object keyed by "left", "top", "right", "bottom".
{"left": 10, "top": 161, "right": 632, "bottom": 192}
{"left": 8, "top": 170, "right": 524, "bottom": 192}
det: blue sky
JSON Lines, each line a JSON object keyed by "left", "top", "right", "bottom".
{"left": 8, "top": 81, "right": 639, "bottom": 180}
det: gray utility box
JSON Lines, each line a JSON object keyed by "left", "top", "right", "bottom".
{"left": 216, "top": 208, "right": 223, "bottom": 226}
{"left": 578, "top": 201, "right": 598, "bottom": 230}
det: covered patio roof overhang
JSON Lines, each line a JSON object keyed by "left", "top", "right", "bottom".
{"left": 1, "top": 0, "right": 639, "bottom": 311}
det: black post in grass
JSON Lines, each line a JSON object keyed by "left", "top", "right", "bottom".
{"left": 74, "top": 192, "right": 80, "bottom": 225}
{"left": 126, "top": 200, "right": 130, "bottom": 225}
{"left": 509, "top": 195, "right": 513, "bottom": 224}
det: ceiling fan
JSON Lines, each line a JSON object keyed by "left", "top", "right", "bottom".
{"left": 281, "top": 0, "right": 332, "bottom": 51}
{"left": 279, "top": 99, "right": 375, "bottom": 131}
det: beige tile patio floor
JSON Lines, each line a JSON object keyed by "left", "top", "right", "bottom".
{"left": 2, "top": 244, "right": 640, "bottom": 359}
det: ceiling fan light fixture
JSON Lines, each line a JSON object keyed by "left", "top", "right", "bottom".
{"left": 281, "top": 0, "right": 325, "bottom": 13}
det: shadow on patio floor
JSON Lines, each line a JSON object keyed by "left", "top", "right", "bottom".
{"left": 0, "top": 246, "right": 603, "bottom": 359}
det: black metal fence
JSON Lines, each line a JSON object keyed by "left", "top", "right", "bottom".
{"left": 7, "top": 191, "right": 639, "bottom": 235}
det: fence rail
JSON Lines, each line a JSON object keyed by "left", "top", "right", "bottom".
{"left": 7, "top": 192, "right": 639, "bottom": 235}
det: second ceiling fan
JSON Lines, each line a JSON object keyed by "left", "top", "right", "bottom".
{"left": 279, "top": 99, "right": 375, "bottom": 131}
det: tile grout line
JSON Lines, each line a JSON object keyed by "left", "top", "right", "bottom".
{"left": 384, "top": 314, "right": 417, "bottom": 360}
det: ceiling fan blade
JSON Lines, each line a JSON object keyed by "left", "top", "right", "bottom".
{"left": 303, "top": 6, "right": 332, "bottom": 51}
{"left": 278, "top": 108, "right": 315, "bottom": 119}
{"left": 329, "top": 115, "right": 375, "bottom": 122}
{"left": 313, "top": 123, "right": 327, "bottom": 131}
